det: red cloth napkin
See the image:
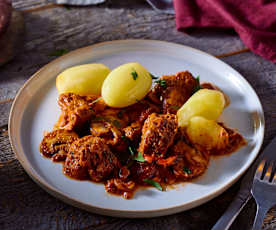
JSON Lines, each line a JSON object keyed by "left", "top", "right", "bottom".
{"left": 173, "top": 0, "right": 276, "bottom": 63}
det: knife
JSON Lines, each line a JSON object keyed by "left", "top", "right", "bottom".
{"left": 211, "top": 137, "right": 276, "bottom": 230}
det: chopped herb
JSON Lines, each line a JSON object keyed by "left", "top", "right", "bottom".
{"left": 150, "top": 73, "right": 158, "bottom": 79}
{"left": 170, "top": 105, "right": 181, "bottom": 110}
{"left": 144, "top": 179, "right": 163, "bottom": 191}
{"left": 193, "top": 75, "right": 202, "bottom": 93}
{"left": 183, "top": 167, "right": 192, "bottom": 174}
{"left": 195, "top": 75, "right": 200, "bottom": 83}
{"left": 128, "top": 146, "right": 136, "bottom": 156}
{"left": 112, "top": 120, "right": 121, "bottom": 128}
{"left": 131, "top": 69, "right": 138, "bottom": 80}
{"left": 91, "top": 97, "right": 102, "bottom": 105}
{"left": 49, "top": 49, "right": 69, "bottom": 57}
{"left": 89, "top": 107, "right": 95, "bottom": 113}
{"left": 155, "top": 79, "right": 167, "bottom": 89}
{"left": 193, "top": 85, "right": 202, "bottom": 93}
{"left": 121, "top": 135, "right": 127, "bottom": 141}
{"left": 133, "top": 152, "right": 146, "bottom": 162}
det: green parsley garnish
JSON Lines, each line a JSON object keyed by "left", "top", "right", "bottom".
{"left": 131, "top": 69, "right": 138, "bottom": 80}
{"left": 121, "top": 135, "right": 127, "bottom": 141}
{"left": 90, "top": 97, "right": 102, "bottom": 105}
{"left": 128, "top": 146, "right": 136, "bottom": 156}
{"left": 155, "top": 79, "right": 167, "bottom": 89}
{"left": 150, "top": 73, "right": 158, "bottom": 79}
{"left": 144, "top": 179, "right": 163, "bottom": 191}
{"left": 49, "top": 49, "right": 69, "bottom": 57}
{"left": 183, "top": 167, "right": 192, "bottom": 174}
{"left": 133, "top": 152, "right": 146, "bottom": 162}
{"left": 112, "top": 120, "right": 121, "bottom": 128}
{"left": 170, "top": 105, "right": 181, "bottom": 110}
{"left": 193, "top": 75, "right": 202, "bottom": 93}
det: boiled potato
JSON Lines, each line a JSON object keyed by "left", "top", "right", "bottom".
{"left": 177, "top": 89, "right": 225, "bottom": 127}
{"left": 102, "top": 62, "right": 152, "bottom": 108}
{"left": 186, "top": 116, "right": 229, "bottom": 151}
{"left": 56, "top": 64, "right": 110, "bottom": 95}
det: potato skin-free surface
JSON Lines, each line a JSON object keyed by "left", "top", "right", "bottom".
{"left": 186, "top": 116, "right": 229, "bottom": 151}
{"left": 56, "top": 64, "right": 110, "bottom": 95}
{"left": 177, "top": 89, "right": 225, "bottom": 127}
{"left": 102, "top": 62, "right": 152, "bottom": 108}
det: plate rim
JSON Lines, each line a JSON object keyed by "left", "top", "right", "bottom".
{"left": 8, "top": 39, "right": 265, "bottom": 218}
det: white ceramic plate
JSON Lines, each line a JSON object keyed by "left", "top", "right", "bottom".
{"left": 9, "top": 40, "right": 264, "bottom": 218}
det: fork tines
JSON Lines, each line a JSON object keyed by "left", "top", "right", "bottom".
{"left": 255, "top": 159, "right": 276, "bottom": 183}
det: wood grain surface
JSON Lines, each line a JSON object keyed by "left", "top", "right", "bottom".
{"left": 0, "top": 0, "right": 275, "bottom": 229}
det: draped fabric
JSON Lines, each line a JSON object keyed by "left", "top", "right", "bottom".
{"left": 174, "top": 0, "right": 276, "bottom": 63}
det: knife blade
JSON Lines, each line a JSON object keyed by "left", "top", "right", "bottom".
{"left": 211, "top": 137, "right": 276, "bottom": 230}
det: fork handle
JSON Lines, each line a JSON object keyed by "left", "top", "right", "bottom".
{"left": 211, "top": 194, "right": 251, "bottom": 230}
{"left": 252, "top": 205, "right": 269, "bottom": 230}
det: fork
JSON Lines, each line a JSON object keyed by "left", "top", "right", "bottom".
{"left": 251, "top": 159, "right": 276, "bottom": 230}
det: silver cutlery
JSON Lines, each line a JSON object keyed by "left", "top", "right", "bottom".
{"left": 212, "top": 137, "right": 276, "bottom": 230}
{"left": 251, "top": 159, "right": 276, "bottom": 230}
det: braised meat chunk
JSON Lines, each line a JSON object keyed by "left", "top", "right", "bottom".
{"left": 171, "top": 140, "right": 209, "bottom": 179}
{"left": 64, "top": 136, "right": 120, "bottom": 181}
{"left": 138, "top": 113, "right": 178, "bottom": 162}
{"left": 131, "top": 162, "right": 159, "bottom": 184}
{"left": 55, "top": 93, "right": 105, "bottom": 131}
{"left": 90, "top": 108, "right": 129, "bottom": 152}
{"left": 131, "top": 161, "right": 176, "bottom": 186}
{"left": 86, "top": 137, "right": 120, "bottom": 181}
{"left": 40, "top": 129, "right": 78, "bottom": 162}
{"left": 148, "top": 71, "right": 197, "bottom": 113}
{"left": 90, "top": 120, "right": 121, "bottom": 145}
{"left": 212, "top": 124, "right": 247, "bottom": 155}
{"left": 90, "top": 120, "right": 127, "bottom": 152}
{"left": 123, "top": 122, "right": 141, "bottom": 141}
{"left": 123, "top": 100, "right": 161, "bottom": 141}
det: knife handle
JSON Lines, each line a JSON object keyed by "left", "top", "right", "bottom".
{"left": 211, "top": 194, "right": 252, "bottom": 230}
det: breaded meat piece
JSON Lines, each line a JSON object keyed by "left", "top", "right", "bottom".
{"left": 148, "top": 71, "right": 197, "bottom": 114}
{"left": 171, "top": 140, "right": 209, "bottom": 180}
{"left": 123, "top": 100, "right": 161, "bottom": 141}
{"left": 138, "top": 113, "right": 178, "bottom": 162}
{"left": 64, "top": 136, "right": 120, "bottom": 181}
{"left": 90, "top": 108, "right": 129, "bottom": 152}
{"left": 55, "top": 93, "right": 106, "bottom": 131}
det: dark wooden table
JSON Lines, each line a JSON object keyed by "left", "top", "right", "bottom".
{"left": 1, "top": 1, "right": 275, "bottom": 229}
